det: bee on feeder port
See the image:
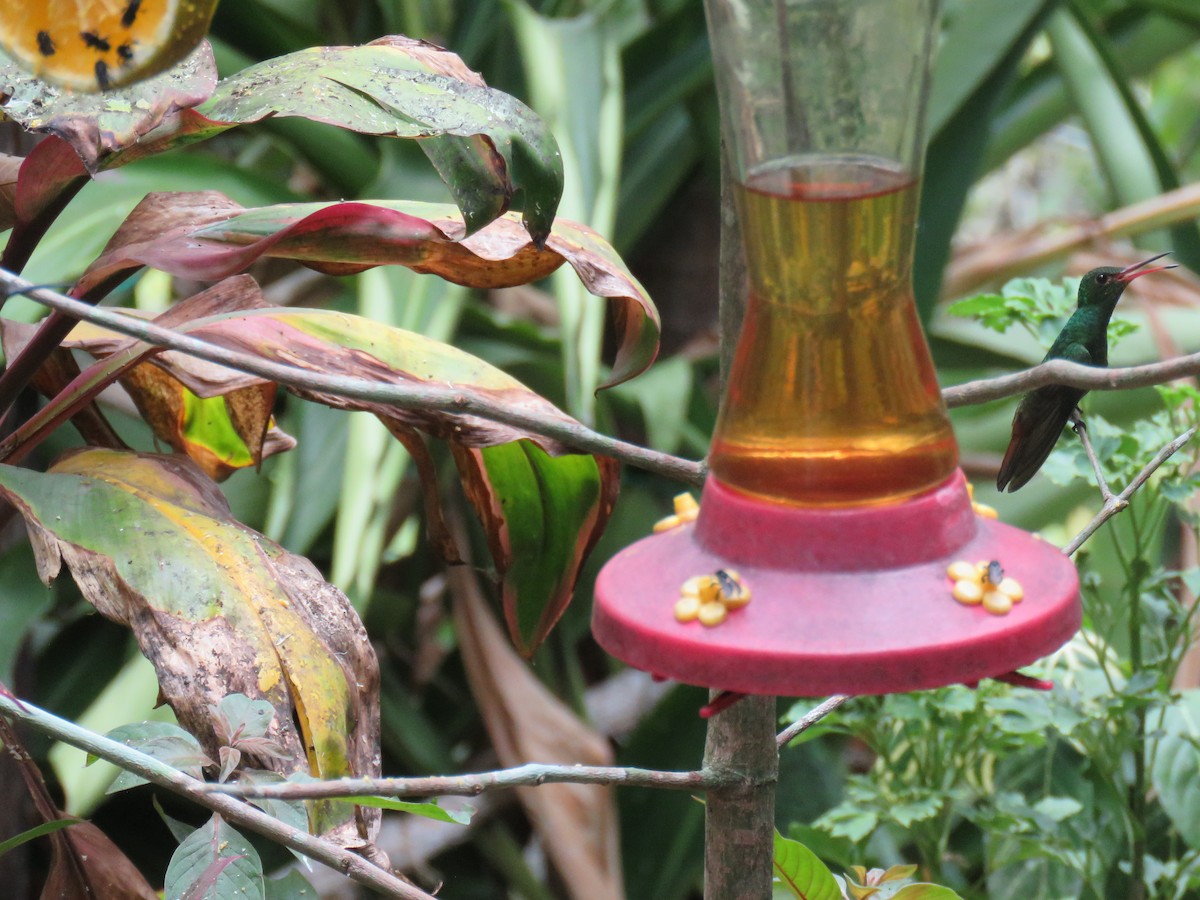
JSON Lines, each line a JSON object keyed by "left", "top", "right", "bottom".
{"left": 947, "top": 558, "right": 1024, "bottom": 616}
{"left": 674, "top": 569, "right": 751, "bottom": 626}
{"left": 715, "top": 569, "right": 750, "bottom": 607}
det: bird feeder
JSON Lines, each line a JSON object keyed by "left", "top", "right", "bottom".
{"left": 592, "top": 0, "right": 1080, "bottom": 697}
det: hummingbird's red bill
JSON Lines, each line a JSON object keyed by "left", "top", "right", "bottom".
{"left": 1116, "top": 251, "right": 1176, "bottom": 283}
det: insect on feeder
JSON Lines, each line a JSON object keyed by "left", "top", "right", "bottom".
{"left": 593, "top": 0, "right": 1080, "bottom": 698}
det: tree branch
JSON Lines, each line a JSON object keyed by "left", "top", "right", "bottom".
{"left": 945, "top": 353, "right": 1200, "bottom": 409}
{"left": 1071, "top": 413, "right": 1118, "bottom": 504}
{"left": 1063, "top": 425, "right": 1198, "bottom": 556}
{"left": 776, "top": 695, "right": 850, "bottom": 748}
{"left": 0, "top": 271, "right": 705, "bottom": 487}
{"left": 0, "top": 693, "right": 436, "bottom": 900}
{"left": 196, "top": 762, "right": 731, "bottom": 801}
{"left": 942, "top": 181, "right": 1200, "bottom": 298}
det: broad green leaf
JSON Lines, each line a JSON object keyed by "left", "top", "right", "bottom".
{"left": 237, "top": 770, "right": 310, "bottom": 865}
{"left": 154, "top": 795, "right": 196, "bottom": 844}
{"left": 104, "top": 36, "right": 563, "bottom": 242}
{"left": 0, "top": 541, "right": 53, "bottom": 682}
{"left": 93, "top": 721, "right": 212, "bottom": 793}
{"left": 165, "top": 816, "right": 264, "bottom": 900}
{"left": 914, "top": 0, "right": 1053, "bottom": 315}
{"left": 453, "top": 440, "right": 619, "bottom": 656}
{"left": 928, "top": 0, "right": 1049, "bottom": 137}
{"left": 772, "top": 831, "right": 841, "bottom": 900}
{"left": 207, "top": 37, "right": 561, "bottom": 240}
{"left": 76, "top": 192, "right": 659, "bottom": 388}
{"left": 0, "top": 448, "right": 382, "bottom": 847}
{"left": 346, "top": 796, "right": 474, "bottom": 825}
{"left": 265, "top": 869, "right": 319, "bottom": 900}
{"left": 214, "top": 694, "right": 277, "bottom": 742}
{"left": 890, "top": 886, "right": 965, "bottom": 900}
{"left": 1151, "top": 689, "right": 1200, "bottom": 849}
{"left": 1053, "top": 4, "right": 1200, "bottom": 269}
{"left": 1031, "top": 796, "right": 1084, "bottom": 823}
{"left": 1045, "top": 10, "right": 1160, "bottom": 211}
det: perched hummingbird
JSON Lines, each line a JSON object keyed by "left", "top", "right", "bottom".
{"left": 996, "top": 253, "right": 1175, "bottom": 493}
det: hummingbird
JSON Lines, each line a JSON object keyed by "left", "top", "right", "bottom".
{"left": 995, "top": 253, "right": 1176, "bottom": 493}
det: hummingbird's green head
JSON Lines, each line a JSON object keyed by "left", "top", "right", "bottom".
{"left": 1078, "top": 252, "right": 1175, "bottom": 310}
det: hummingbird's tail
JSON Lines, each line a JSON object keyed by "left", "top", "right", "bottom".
{"left": 996, "top": 389, "right": 1084, "bottom": 492}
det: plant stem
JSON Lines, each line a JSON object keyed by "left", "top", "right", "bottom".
{"left": 1127, "top": 501, "right": 1148, "bottom": 900}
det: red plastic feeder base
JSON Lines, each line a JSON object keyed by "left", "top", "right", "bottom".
{"left": 592, "top": 470, "right": 1080, "bottom": 696}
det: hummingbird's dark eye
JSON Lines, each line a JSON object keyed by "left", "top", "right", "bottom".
{"left": 1096, "top": 273, "right": 1110, "bottom": 284}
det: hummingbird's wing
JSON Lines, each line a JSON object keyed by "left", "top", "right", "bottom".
{"left": 995, "top": 342, "right": 1092, "bottom": 492}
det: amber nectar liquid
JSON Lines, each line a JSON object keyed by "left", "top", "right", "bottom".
{"left": 709, "top": 155, "right": 959, "bottom": 506}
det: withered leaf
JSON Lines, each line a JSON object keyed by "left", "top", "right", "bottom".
{"left": 77, "top": 192, "right": 659, "bottom": 387}
{"left": 0, "top": 449, "right": 382, "bottom": 853}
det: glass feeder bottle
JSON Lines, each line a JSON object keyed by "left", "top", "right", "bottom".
{"left": 705, "top": 0, "right": 957, "bottom": 507}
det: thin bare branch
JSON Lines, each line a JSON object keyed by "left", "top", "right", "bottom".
{"left": 945, "top": 353, "right": 1200, "bottom": 409}
{"left": 1064, "top": 426, "right": 1197, "bottom": 556}
{"left": 776, "top": 695, "right": 850, "bottom": 748}
{"left": 0, "top": 693, "right": 434, "bottom": 900}
{"left": 0, "top": 271, "right": 704, "bottom": 486}
{"left": 197, "top": 762, "right": 733, "bottom": 801}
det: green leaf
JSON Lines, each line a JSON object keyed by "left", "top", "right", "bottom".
{"left": 453, "top": 440, "right": 620, "bottom": 655}
{"left": 112, "top": 37, "right": 564, "bottom": 242}
{"left": 95, "top": 721, "right": 212, "bottom": 793}
{"left": 928, "top": 0, "right": 1051, "bottom": 137}
{"left": 1055, "top": 4, "right": 1200, "bottom": 270}
{"left": 214, "top": 694, "right": 278, "bottom": 742}
{"left": 915, "top": 0, "right": 1054, "bottom": 314}
{"left": 890, "top": 886, "right": 966, "bottom": 900}
{"left": 165, "top": 816, "right": 264, "bottom": 900}
{"left": 0, "top": 541, "right": 54, "bottom": 682}
{"left": 1151, "top": 689, "right": 1200, "bottom": 848}
{"left": 345, "top": 796, "right": 473, "bottom": 825}
{"left": 0, "top": 819, "right": 79, "bottom": 858}
{"left": 0, "top": 449, "right": 380, "bottom": 839}
{"left": 237, "top": 771, "right": 310, "bottom": 863}
{"left": 265, "top": 869, "right": 320, "bottom": 900}
{"left": 772, "top": 831, "right": 841, "bottom": 900}
{"left": 892, "top": 795, "right": 942, "bottom": 828}
{"left": 816, "top": 804, "right": 878, "bottom": 843}
{"left": 1032, "top": 796, "right": 1084, "bottom": 823}
{"left": 154, "top": 795, "right": 196, "bottom": 845}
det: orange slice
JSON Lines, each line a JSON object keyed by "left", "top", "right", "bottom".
{"left": 0, "top": 0, "right": 219, "bottom": 92}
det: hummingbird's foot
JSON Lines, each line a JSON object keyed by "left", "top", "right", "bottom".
{"left": 1069, "top": 408, "right": 1087, "bottom": 435}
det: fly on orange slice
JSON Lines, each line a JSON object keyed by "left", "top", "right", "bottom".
{"left": 0, "top": 0, "right": 220, "bottom": 92}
